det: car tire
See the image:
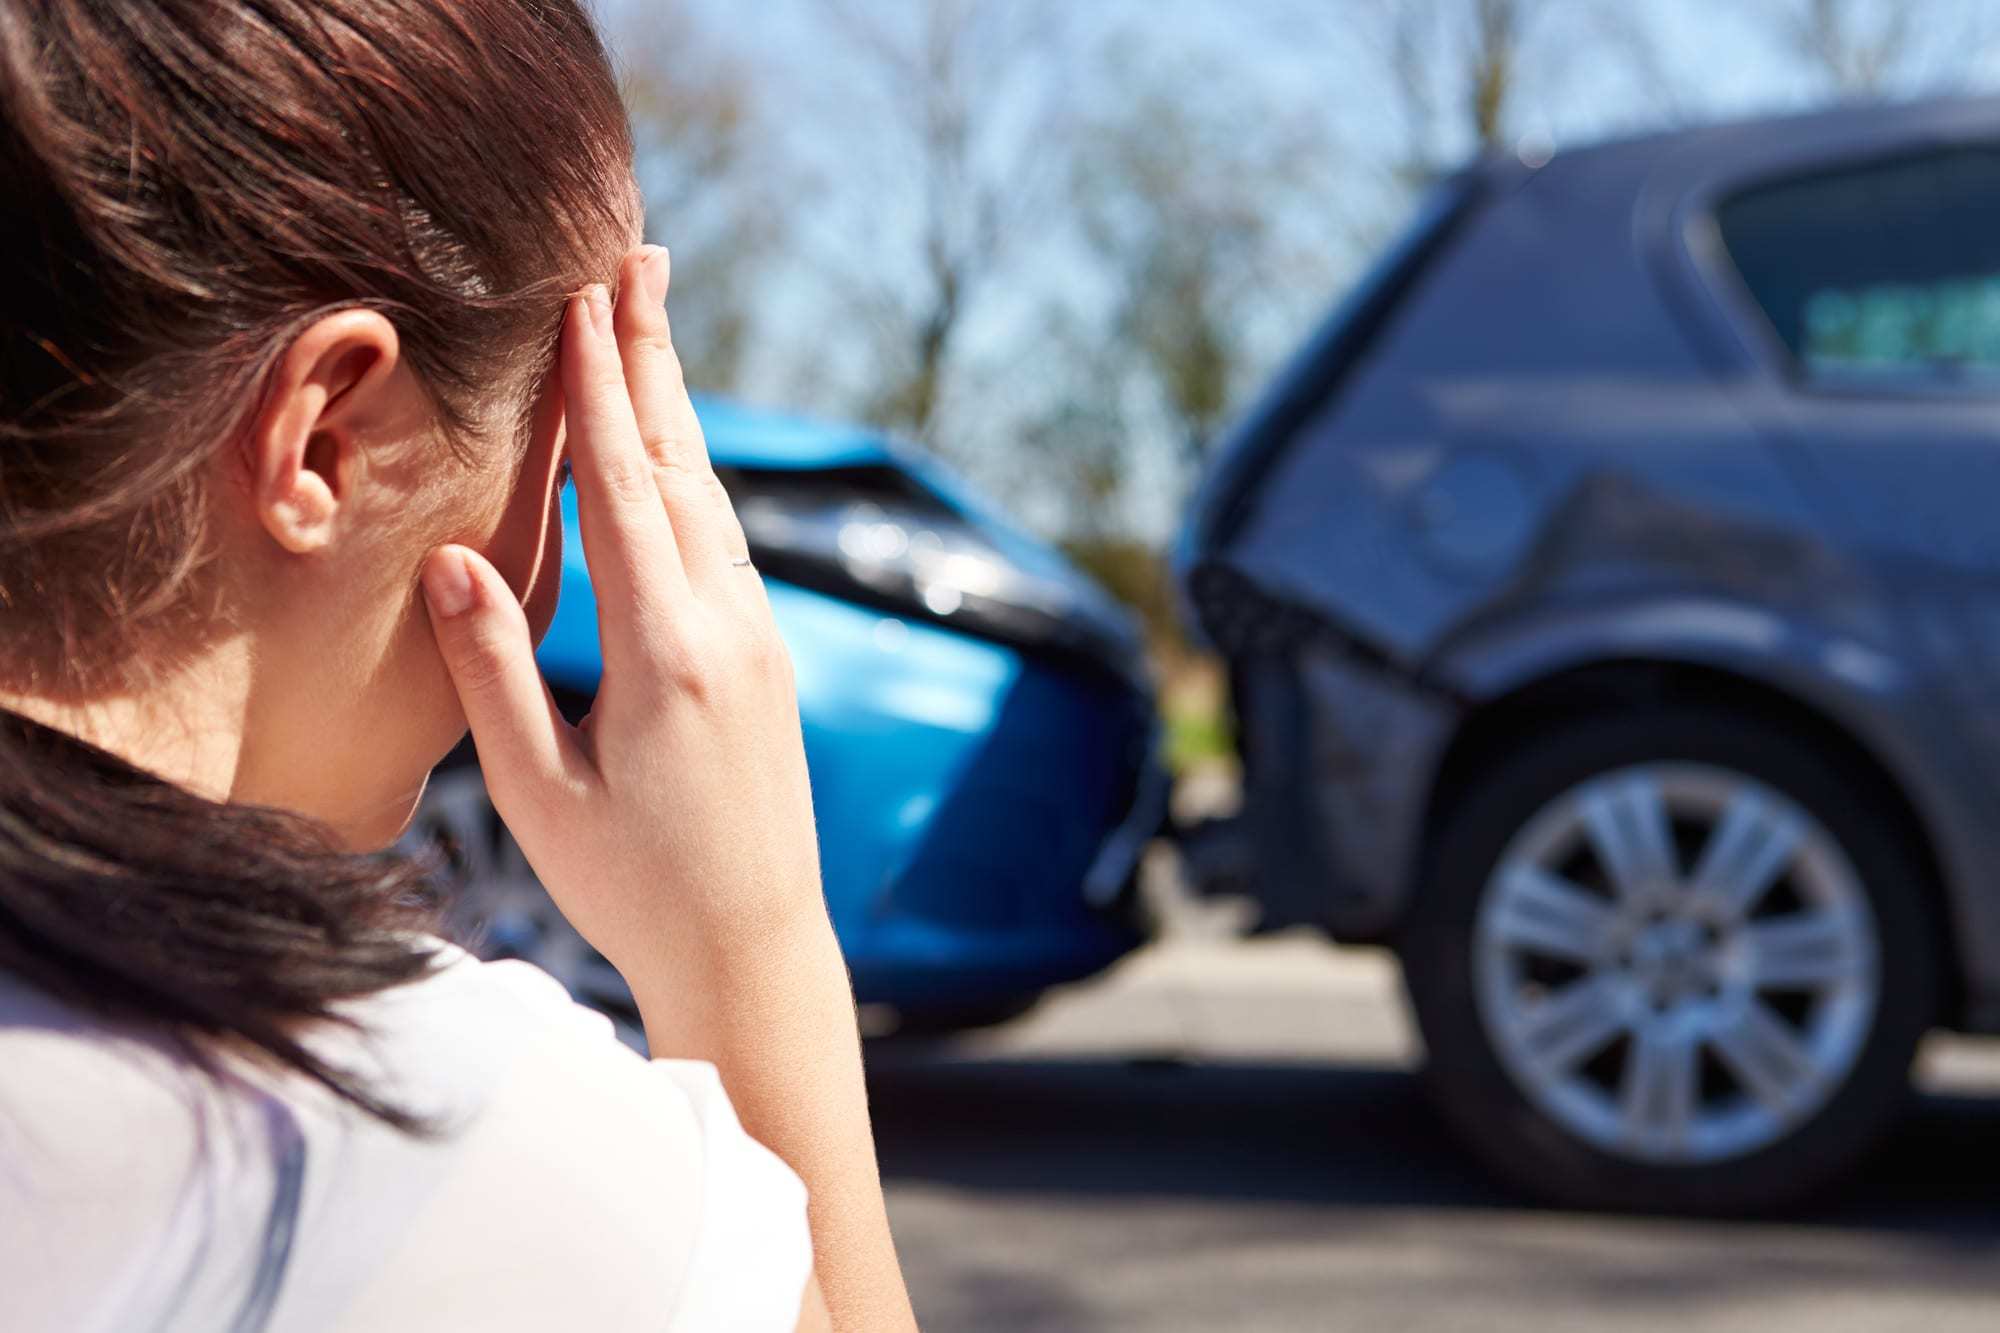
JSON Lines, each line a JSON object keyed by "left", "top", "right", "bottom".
{"left": 1401, "top": 705, "right": 1942, "bottom": 1213}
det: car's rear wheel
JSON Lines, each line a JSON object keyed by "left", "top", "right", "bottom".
{"left": 1402, "top": 707, "right": 1941, "bottom": 1212}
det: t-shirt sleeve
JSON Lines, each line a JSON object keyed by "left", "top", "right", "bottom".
{"left": 651, "top": 1059, "right": 814, "bottom": 1333}
{"left": 408, "top": 953, "right": 814, "bottom": 1331}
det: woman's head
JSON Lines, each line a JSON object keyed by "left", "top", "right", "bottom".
{"left": 0, "top": 0, "right": 640, "bottom": 1125}
{"left": 0, "top": 0, "right": 638, "bottom": 843}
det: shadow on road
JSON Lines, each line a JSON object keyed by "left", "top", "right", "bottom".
{"left": 867, "top": 1051, "right": 2000, "bottom": 1237}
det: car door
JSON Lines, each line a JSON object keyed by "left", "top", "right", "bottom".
{"left": 1706, "top": 143, "right": 2000, "bottom": 742}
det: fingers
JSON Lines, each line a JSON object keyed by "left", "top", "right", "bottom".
{"left": 561, "top": 286, "right": 691, "bottom": 659}
{"left": 613, "top": 246, "right": 753, "bottom": 588}
{"left": 421, "top": 545, "right": 581, "bottom": 824}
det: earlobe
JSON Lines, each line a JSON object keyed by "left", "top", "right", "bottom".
{"left": 263, "top": 434, "right": 344, "bottom": 553}
{"left": 246, "top": 310, "right": 402, "bottom": 556}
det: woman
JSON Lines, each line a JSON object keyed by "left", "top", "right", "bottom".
{"left": 0, "top": 3, "right": 917, "bottom": 1330}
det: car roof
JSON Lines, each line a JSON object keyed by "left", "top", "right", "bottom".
{"left": 1482, "top": 95, "right": 2000, "bottom": 358}
{"left": 1523, "top": 92, "right": 2000, "bottom": 198}
{"left": 1370, "top": 94, "right": 2000, "bottom": 390}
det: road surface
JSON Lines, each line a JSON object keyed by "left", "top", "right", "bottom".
{"left": 870, "top": 919, "right": 2000, "bottom": 1332}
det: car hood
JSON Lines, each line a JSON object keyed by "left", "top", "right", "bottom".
{"left": 548, "top": 396, "right": 1147, "bottom": 689}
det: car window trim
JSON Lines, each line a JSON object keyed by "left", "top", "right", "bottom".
{"left": 1676, "top": 134, "right": 2000, "bottom": 404}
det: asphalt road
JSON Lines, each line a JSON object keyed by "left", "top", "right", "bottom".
{"left": 868, "top": 925, "right": 2000, "bottom": 1332}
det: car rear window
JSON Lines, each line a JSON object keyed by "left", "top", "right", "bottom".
{"left": 1716, "top": 146, "right": 2000, "bottom": 382}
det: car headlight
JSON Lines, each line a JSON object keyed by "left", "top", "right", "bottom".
{"left": 717, "top": 464, "right": 1146, "bottom": 686}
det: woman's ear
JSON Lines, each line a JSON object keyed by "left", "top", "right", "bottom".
{"left": 246, "top": 309, "right": 402, "bottom": 555}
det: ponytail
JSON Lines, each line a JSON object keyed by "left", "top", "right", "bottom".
{"left": 0, "top": 710, "right": 443, "bottom": 1127}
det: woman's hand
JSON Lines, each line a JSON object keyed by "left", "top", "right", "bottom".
{"left": 419, "top": 246, "right": 821, "bottom": 992}
{"left": 420, "top": 246, "right": 917, "bottom": 1333}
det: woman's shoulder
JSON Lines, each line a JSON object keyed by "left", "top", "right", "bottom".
{"left": 0, "top": 969, "right": 221, "bottom": 1191}
{"left": 0, "top": 969, "right": 291, "bottom": 1330}
{"left": 0, "top": 944, "right": 812, "bottom": 1332}
{"left": 315, "top": 941, "right": 813, "bottom": 1330}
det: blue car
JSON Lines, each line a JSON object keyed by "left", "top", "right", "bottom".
{"left": 415, "top": 397, "right": 1163, "bottom": 1042}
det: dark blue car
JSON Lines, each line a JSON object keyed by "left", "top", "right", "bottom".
{"left": 1181, "top": 95, "right": 2000, "bottom": 1210}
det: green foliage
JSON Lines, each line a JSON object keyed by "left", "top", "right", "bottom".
{"left": 1164, "top": 691, "right": 1235, "bottom": 773}
{"left": 1058, "top": 534, "right": 1239, "bottom": 772}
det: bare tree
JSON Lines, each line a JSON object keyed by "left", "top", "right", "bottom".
{"left": 1282, "top": 0, "right": 1677, "bottom": 188}
{"left": 615, "top": 6, "right": 783, "bottom": 394}
{"left": 1746, "top": 0, "right": 1999, "bottom": 98}
{"left": 1784, "top": 0, "right": 1912, "bottom": 92}
{"left": 1464, "top": 0, "right": 1521, "bottom": 150}
{"left": 1377, "top": 0, "right": 1542, "bottom": 181}
{"left": 806, "top": 0, "right": 1067, "bottom": 446}
{"left": 1069, "top": 64, "right": 1337, "bottom": 472}
{"left": 1011, "top": 312, "right": 1134, "bottom": 542}
{"left": 1262, "top": 0, "right": 1546, "bottom": 186}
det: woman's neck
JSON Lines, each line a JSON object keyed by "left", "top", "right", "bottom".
{"left": 0, "top": 644, "right": 251, "bottom": 802}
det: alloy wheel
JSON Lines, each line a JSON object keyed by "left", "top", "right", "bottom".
{"left": 1471, "top": 763, "right": 1879, "bottom": 1166}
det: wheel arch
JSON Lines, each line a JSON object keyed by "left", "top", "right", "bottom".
{"left": 1416, "top": 656, "right": 1966, "bottom": 1024}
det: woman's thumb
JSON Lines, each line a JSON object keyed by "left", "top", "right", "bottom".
{"left": 420, "top": 545, "right": 569, "bottom": 808}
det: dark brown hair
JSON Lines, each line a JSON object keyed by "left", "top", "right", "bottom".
{"left": 0, "top": 0, "right": 634, "bottom": 1122}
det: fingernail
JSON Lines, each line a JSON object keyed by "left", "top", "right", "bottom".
{"left": 421, "top": 549, "right": 474, "bottom": 618}
{"left": 585, "top": 284, "right": 612, "bottom": 336}
{"left": 642, "top": 246, "right": 670, "bottom": 305}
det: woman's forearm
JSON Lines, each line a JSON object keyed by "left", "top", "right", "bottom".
{"left": 633, "top": 909, "right": 918, "bottom": 1333}
{"left": 424, "top": 260, "right": 916, "bottom": 1330}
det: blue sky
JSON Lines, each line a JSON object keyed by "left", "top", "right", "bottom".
{"left": 597, "top": 1, "right": 2000, "bottom": 538}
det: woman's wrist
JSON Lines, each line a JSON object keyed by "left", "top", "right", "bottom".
{"left": 624, "top": 900, "right": 852, "bottom": 1062}
{"left": 622, "top": 884, "right": 916, "bottom": 1332}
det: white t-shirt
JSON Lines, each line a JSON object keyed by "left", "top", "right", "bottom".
{"left": 0, "top": 942, "right": 812, "bottom": 1332}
